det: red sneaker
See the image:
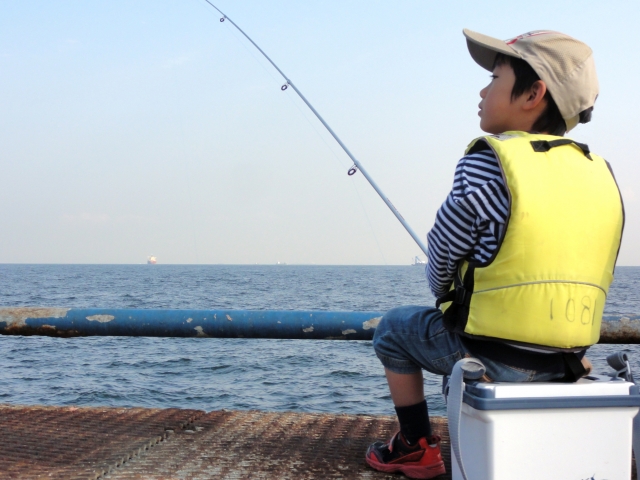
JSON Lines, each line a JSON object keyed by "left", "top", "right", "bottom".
{"left": 365, "top": 432, "right": 446, "bottom": 479}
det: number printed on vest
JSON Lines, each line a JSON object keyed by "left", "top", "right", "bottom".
{"left": 550, "top": 295, "right": 597, "bottom": 326}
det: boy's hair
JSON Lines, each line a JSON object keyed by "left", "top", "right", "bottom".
{"left": 494, "top": 53, "right": 567, "bottom": 137}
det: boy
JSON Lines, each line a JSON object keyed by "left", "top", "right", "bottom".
{"left": 365, "top": 29, "right": 624, "bottom": 479}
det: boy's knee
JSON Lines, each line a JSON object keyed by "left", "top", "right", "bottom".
{"left": 373, "top": 306, "right": 419, "bottom": 349}
{"left": 373, "top": 306, "right": 443, "bottom": 351}
{"left": 374, "top": 307, "right": 404, "bottom": 339}
{"left": 373, "top": 311, "right": 395, "bottom": 351}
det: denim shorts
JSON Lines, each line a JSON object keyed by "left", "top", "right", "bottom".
{"left": 373, "top": 305, "right": 567, "bottom": 382}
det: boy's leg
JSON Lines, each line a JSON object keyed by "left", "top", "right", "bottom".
{"left": 384, "top": 369, "right": 433, "bottom": 451}
{"left": 385, "top": 369, "right": 424, "bottom": 407}
{"left": 366, "top": 305, "right": 468, "bottom": 478}
{"left": 373, "top": 305, "right": 471, "bottom": 377}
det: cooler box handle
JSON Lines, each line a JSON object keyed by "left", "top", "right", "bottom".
{"left": 446, "top": 358, "right": 486, "bottom": 480}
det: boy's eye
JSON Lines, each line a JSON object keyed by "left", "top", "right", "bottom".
{"left": 490, "top": 74, "right": 498, "bottom": 80}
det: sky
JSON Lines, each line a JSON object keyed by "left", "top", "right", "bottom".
{"left": 0, "top": 0, "right": 638, "bottom": 265}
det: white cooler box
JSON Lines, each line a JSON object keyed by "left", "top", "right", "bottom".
{"left": 451, "top": 374, "right": 640, "bottom": 480}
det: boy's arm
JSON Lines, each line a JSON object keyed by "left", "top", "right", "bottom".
{"left": 426, "top": 149, "right": 508, "bottom": 299}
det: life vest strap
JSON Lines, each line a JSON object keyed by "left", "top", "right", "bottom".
{"left": 462, "top": 336, "right": 585, "bottom": 375}
{"left": 561, "top": 352, "right": 587, "bottom": 382}
{"left": 436, "top": 285, "right": 472, "bottom": 308}
{"left": 530, "top": 139, "right": 592, "bottom": 160}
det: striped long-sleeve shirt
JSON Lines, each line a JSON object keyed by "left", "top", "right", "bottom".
{"left": 427, "top": 147, "right": 509, "bottom": 299}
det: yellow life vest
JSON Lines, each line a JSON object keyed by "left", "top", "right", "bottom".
{"left": 438, "top": 131, "right": 624, "bottom": 351}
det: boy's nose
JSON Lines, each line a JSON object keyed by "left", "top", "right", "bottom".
{"left": 479, "top": 86, "right": 488, "bottom": 99}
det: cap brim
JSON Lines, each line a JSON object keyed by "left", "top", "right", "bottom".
{"left": 463, "top": 28, "right": 521, "bottom": 71}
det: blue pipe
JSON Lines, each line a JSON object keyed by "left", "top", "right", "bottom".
{"left": 0, "top": 308, "right": 383, "bottom": 340}
{"left": 0, "top": 308, "right": 637, "bottom": 342}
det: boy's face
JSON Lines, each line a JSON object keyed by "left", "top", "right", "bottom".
{"left": 478, "top": 63, "right": 521, "bottom": 134}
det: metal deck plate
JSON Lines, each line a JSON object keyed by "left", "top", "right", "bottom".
{"left": 1, "top": 405, "right": 634, "bottom": 479}
{"left": 105, "top": 411, "right": 451, "bottom": 480}
{"left": 0, "top": 405, "right": 450, "bottom": 479}
{"left": 0, "top": 405, "right": 202, "bottom": 479}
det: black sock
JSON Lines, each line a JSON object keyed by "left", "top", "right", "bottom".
{"left": 394, "top": 399, "right": 432, "bottom": 445}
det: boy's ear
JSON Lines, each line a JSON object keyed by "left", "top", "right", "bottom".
{"left": 523, "top": 80, "right": 547, "bottom": 111}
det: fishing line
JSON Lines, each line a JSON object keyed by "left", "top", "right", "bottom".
{"left": 221, "top": 17, "right": 282, "bottom": 86}
{"left": 284, "top": 93, "right": 347, "bottom": 169}
{"left": 270, "top": 62, "right": 388, "bottom": 264}
{"left": 349, "top": 180, "right": 388, "bottom": 265}
{"left": 219, "top": 7, "right": 349, "bottom": 170}
{"left": 203, "top": 1, "right": 428, "bottom": 256}
{"left": 212, "top": 4, "right": 347, "bottom": 171}
{"left": 280, "top": 82, "right": 388, "bottom": 265}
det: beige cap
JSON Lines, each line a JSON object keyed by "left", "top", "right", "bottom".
{"left": 463, "top": 29, "right": 599, "bottom": 132}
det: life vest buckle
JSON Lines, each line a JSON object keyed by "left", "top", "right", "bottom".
{"left": 455, "top": 285, "right": 472, "bottom": 307}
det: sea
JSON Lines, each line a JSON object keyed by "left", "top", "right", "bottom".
{"left": 0, "top": 264, "right": 639, "bottom": 416}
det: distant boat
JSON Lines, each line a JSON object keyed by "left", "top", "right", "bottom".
{"left": 411, "top": 255, "right": 427, "bottom": 266}
{"left": 147, "top": 255, "right": 157, "bottom": 265}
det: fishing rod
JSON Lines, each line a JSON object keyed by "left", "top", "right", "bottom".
{"left": 204, "top": 1, "right": 429, "bottom": 256}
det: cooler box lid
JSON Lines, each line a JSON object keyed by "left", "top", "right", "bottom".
{"left": 462, "top": 375, "right": 640, "bottom": 411}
